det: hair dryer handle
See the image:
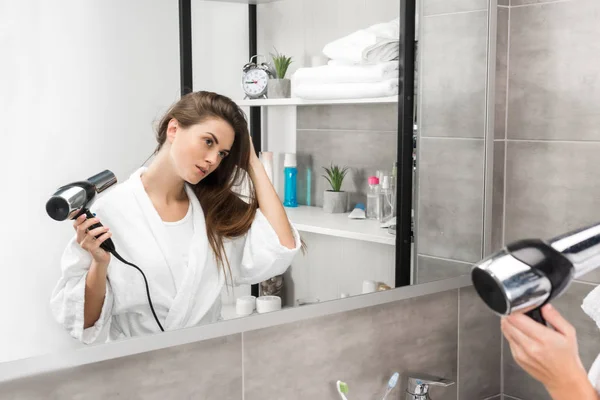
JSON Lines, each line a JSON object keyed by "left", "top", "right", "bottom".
{"left": 526, "top": 307, "right": 547, "bottom": 325}
{"left": 83, "top": 209, "right": 116, "bottom": 253}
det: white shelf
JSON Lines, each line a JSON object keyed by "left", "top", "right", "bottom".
{"left": 209, "top": 0, "right": 284, "bottom": 4}
{"left": 286, "top": 206, "right": 396, "bottom": 246}
{"left": 236, "top": 96, "right": 398, "bottom": 107}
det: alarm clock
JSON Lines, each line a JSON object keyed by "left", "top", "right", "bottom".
{"left": 242, "top": 55, "right": 274, "bottom": 99}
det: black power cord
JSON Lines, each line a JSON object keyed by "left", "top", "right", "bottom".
{"left": 110, "top": 250, "right": 165, "bottom": 332}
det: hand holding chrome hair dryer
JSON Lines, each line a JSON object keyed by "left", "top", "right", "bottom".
{"left": 46, "top": 170, "right": 165, "bottom": 332}
{"left": 46, "top": 170, "right": 117, "bottom": 253}
{"left": 471, "top": 222, "right": 600, "bottom": 324}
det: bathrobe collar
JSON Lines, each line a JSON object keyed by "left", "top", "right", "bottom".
{"left": 128, "top": 167, "right": 223, "bottom": 330}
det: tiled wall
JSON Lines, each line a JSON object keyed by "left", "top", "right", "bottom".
{"left": 296, "top": 104, "right": 398, "bottom": 208}
{"left": 494, "top": 0, "right": 600, "bottom": 398}
{"left": 415, "top": 0, "right": 491, "bottom": 283}
{"left": 0, "top": 287, "right": 500, "bottom": 400}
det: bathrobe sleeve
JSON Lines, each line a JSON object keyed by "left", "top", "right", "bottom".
{"left": 232, "top": 209, "right": 301, "bottom": 285}
{"left": 50, "top": 235, "right": 114, "bottom": 344}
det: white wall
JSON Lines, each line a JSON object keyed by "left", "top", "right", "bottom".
{"left": 191, "top": 0, "right": 248, "bottom": 100}
{"left": 0, "top": 0, "right": 180, "bottom": 363}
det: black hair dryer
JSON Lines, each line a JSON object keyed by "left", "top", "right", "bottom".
{"left": 471, "top": 222, "right": 600, "bottom": 324}
{"left": 46, "top": 170, "right": 118, "bottom": 253}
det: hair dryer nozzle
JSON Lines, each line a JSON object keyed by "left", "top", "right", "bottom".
{"left": 471, "top": 249, "right": 552, "bottom": 316}
{"left": 46, "top": 185, "right": 90, "bottom": 221}
{"left": 472, "top": 238, "right": 578, "bottom": 321}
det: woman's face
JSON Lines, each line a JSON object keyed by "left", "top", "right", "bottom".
{"left": 167, "top": 117, "right": 235, "bottom": 185}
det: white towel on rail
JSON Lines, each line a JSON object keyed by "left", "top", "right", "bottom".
{"left": 322, "top": 18, "right": 400, "bottom": 64}
{"left": 292, "top": 61, "right": 399, "bottom": 85}
{"left": 294, "top": 78, "right": 399, "bottom": 100}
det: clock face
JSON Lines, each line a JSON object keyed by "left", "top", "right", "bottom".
{"left": 242, "top": 68, "right": 269, "bottom": 97}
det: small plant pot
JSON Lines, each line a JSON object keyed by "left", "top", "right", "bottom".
{"left": 323, "top": 191, "right": 348, "bottom": 214}
{"left": 267, "top": 78, "right": 291, "bottom": 98}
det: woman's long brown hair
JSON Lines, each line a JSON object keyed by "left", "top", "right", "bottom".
{"left": 154, "top": 91, "right": 258, "bottom": 282}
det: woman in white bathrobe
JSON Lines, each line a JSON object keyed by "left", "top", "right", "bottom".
{"left": 502, "top": 300, "right": 600, "bottom": 399}
{"left": 51, "top": 91, "right": 302, "bottom": 344}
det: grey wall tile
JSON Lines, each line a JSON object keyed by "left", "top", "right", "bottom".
{"left": 578, "top": 268, "right": 600, "bottom": 285}
{"left": 243, "top": 290, "right": 459, "bottom": 400}
{"left": 297, "top": 129, "right": 396, "bottom": 207}
{"left": 503, "top": 395, "right": 525, "bottom": 400}
{"left": 495, "top": 7, "right": 509, "bottom": 140}
{"left": 491, "top": 141, "right": 505, "bottom": 252}
{"left": 0, "top": 335, "right": 243, "bottom": 400}
{"left": 511, "top": 0, "right": 563, "bottom": 6}
{"left": 417, "top": 138, "right": 485, "bottom": 262}
{"left": 459, "top": 287, "right": 501, "bottom": 399}
{"left": 498, "top": 0, "right": 509, "bottom": 6}
{"left": 297, "top": 104, "right": 398, "bottom": 131}
{"left": 423, "top": 0, "right": 488, "bottom": 16}
{"left": 420, "top": 10, "right": 488, "bottom": 138}
{"left": 504, "top": 141, "right": 600, "bottom": 245}
{"left": 416, "top": 255, "right": 472, "bottom": 284}
{"left": 504, "top": 282, "right": 600, "bottom": 400}
{"left": 507, "top": 0, "right": 600, "bottom": 140}
{"left": 483, "top": 395, "right": 502, "bottom": 400}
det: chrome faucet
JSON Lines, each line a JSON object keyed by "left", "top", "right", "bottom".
{"left": 405, "top": 373, "right": 454, "bottom": 400}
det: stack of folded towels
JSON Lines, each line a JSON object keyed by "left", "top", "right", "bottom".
{"left": 292, "top": 18, "right": 400, "bottom": 100}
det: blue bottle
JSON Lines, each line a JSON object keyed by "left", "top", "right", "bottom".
{"left": 283, "top": 153, "right": 298, "bottom": 207}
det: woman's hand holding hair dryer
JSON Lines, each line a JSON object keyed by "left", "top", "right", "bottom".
{"left": 73, "top": 213, "right": 112, "bottom": 265}
{"left": 502, "top": 304, "right": 599, "bottom": 400}
{"left": 73, "top": 213, "right": 112, "bottom": 329}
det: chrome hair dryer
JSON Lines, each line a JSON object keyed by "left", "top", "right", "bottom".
{"left": 46, "top": 170, "right": 117, "bottom": 252}
{"left": 471, "top": 222, "right": 600, "bottom": 324}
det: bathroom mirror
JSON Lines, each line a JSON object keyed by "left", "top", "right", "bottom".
{"left": 0, "top": 0, "right": 495, "bottom": 366}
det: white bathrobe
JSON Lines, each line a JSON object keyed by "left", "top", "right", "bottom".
{"left": 582, "top": 286, "right": 600, "bottom": 392}
{"left": 50, "top": 167, "right": 301, "bottom": 344}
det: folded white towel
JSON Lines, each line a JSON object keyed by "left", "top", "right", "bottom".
{"left": 327, "top": 59, "right": 362, "bottom": 66}
{"left": 364, "top": 40, "right": 400, "bottom": 63}
{"left": 292, "top": 61, "right": 399, "bottom": 85}
{"left": 323, "top": 18, "right": 400, "bottom": 64}
{"left": 581, "top": 286, "right": 600, "bottom": 393}
{"left": 293, "top": 78, "right": 399, "bottom": 100}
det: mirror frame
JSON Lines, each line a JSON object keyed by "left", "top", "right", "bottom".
{"left": 0, "top": 276, "right": 470, "bottom": 383}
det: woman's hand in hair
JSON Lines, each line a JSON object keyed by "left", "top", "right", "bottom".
{"left": 502, "top": 304, "right": 597, "bottom": 400}
{"left": 247, "top": 131, "right": 260, "bottom": 165}
{"left": 246, "top": 133, "right": 296, "bottom": 249}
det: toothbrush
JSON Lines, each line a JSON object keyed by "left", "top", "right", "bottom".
{"left": 336, "top": 380, "right": 349, "bottom": 400}
{"left": 381, "top": 372, "right": 399, "bottom": 400}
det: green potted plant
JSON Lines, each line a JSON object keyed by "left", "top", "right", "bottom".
{"left": 268, "top": 48, "right": 293, "bottom": 99}
{"left": 322, "top": 164, "right": 349, "bottom": 214}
